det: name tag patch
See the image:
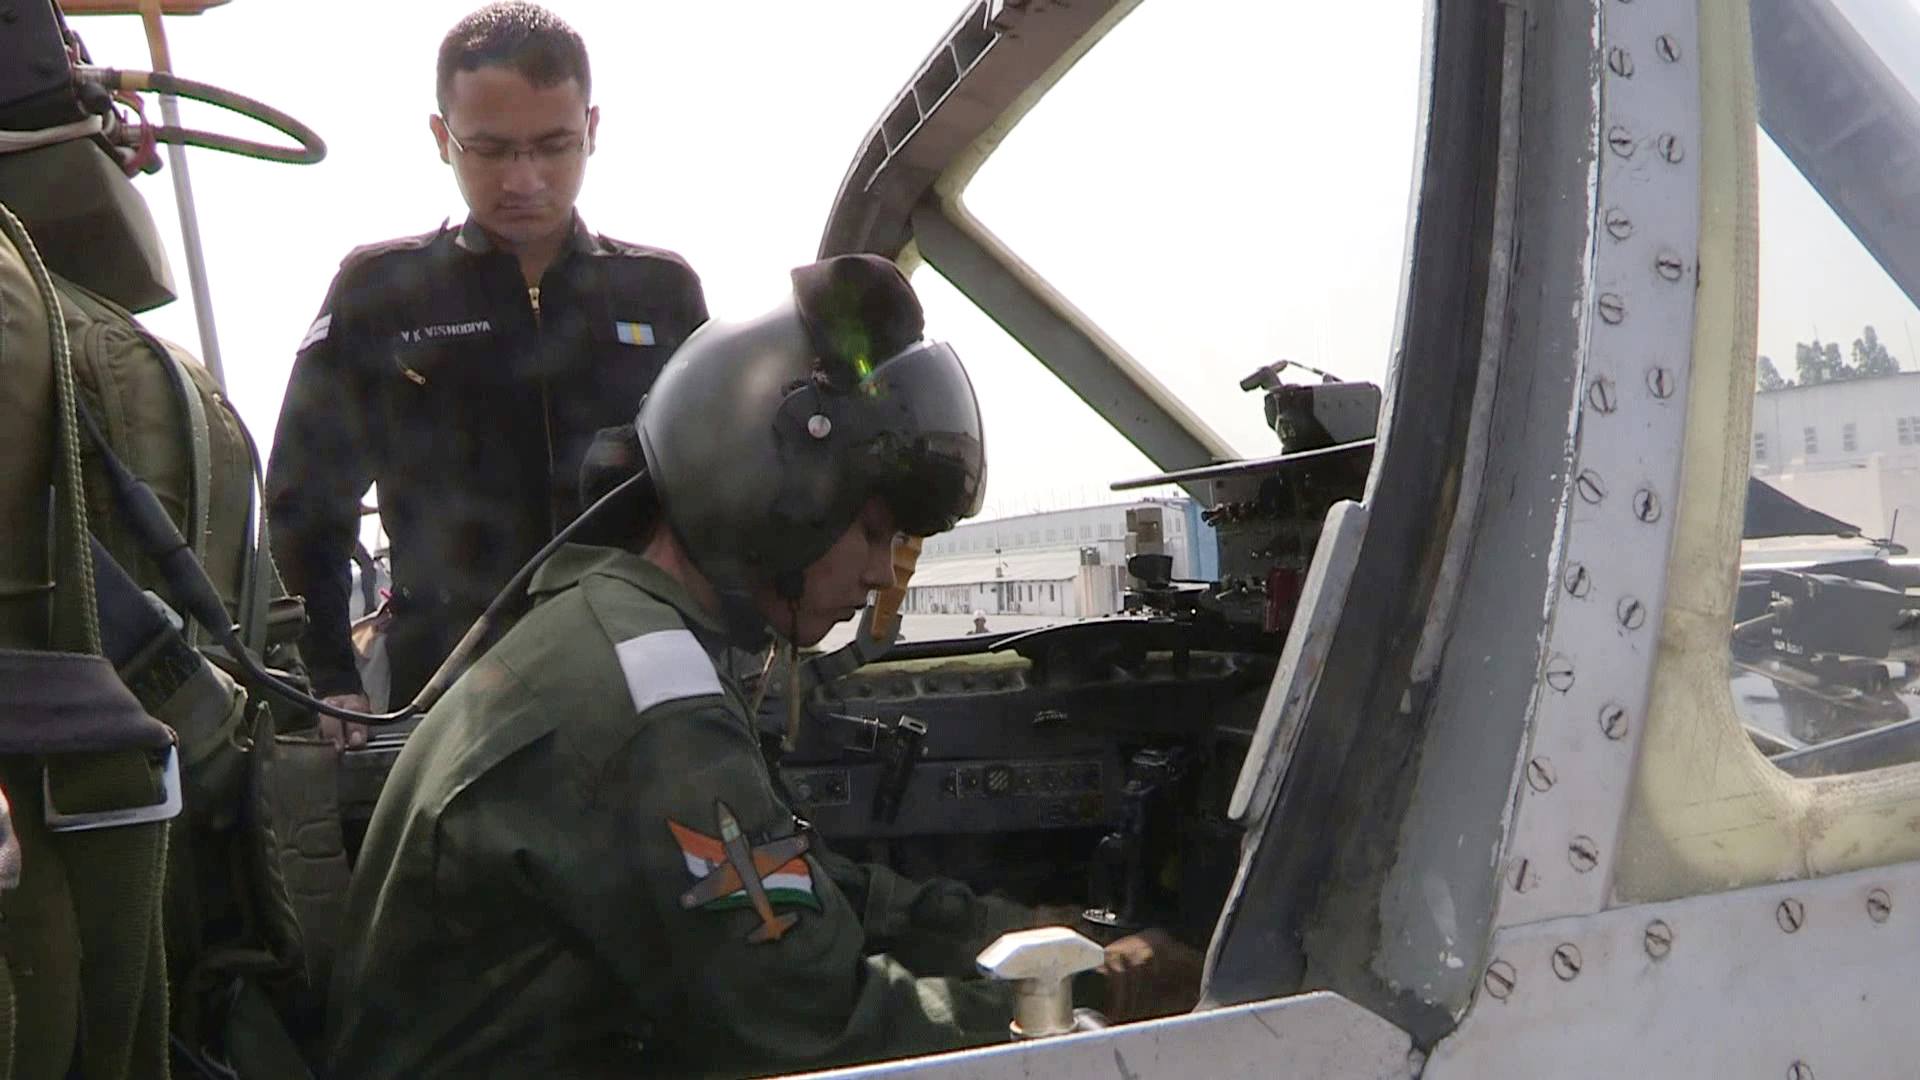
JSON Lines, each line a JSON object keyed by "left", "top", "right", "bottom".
{"left": 614, "top": 321, "right": 656, "bottom": 346}
{"left": 397, "top": 319, "right": 493, "bottom": 344}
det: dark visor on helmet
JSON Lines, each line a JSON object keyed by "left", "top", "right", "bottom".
{"left": 851, "top": 339, "right": 987, "bottom": 537}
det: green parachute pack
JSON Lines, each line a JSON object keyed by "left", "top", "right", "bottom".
{"left": 0, "top": 183, "right": 345, "bottom": 1079}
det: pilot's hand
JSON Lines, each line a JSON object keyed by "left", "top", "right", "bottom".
{"left": 1100, "top": 928, "right": 1205, "bottom": 1022}
{"left": 319, "top": 693, "right": 371, "bottom": 751}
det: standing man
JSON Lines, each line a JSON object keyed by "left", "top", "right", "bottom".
{"left": 267, "top": 2, "right": 708, "bottom": 743}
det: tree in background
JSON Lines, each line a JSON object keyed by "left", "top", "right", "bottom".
{"left": 1795, "top": 338, "right": 1848, "bottom": 385}
{"left": 1759, "top": 325, "right": 1908, "bottom": 390}
{"left": 1851, "top": 325, "right": 1901, "bottom": 377}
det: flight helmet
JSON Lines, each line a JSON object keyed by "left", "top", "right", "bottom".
{"left": 636, "top": 253, "right": 986, "bottom": 599}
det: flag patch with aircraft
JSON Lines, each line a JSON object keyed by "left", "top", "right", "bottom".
{"left": 614, "top": 320, "right": 655, "bottom": 346}
{"left": 671, "top": 800, "right": 818, "bottom": 943}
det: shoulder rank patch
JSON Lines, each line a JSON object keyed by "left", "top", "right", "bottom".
{"left": 298, "top": 313, "right": 331, "bottom": 352}
{"left": 672, "top": 799, "right": 817, "bottom": 943}
{"left": 614, "top": 320, "right": 655, "bottom": 346}
{"left": 613, "top": 629, "right": 721, "bottom": 714}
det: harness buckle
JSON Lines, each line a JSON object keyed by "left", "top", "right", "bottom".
{"left": 43, "top": 738, "right": 183, "bottom": 833}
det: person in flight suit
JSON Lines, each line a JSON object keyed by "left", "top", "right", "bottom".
{"left": 265, "top": 2, "right": 708, "bottom": 746}
{"left": 326, "top": 255, "right": 1203, "bottom": 1078}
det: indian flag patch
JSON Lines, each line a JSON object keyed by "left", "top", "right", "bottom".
{"left": 668, "top": 818, "right": 820, "bottom": 912}
{"left": 614, "top": 320, "right": 655, "bottom": 346}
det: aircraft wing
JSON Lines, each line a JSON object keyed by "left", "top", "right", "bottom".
{"left": 1744, "top": 476, "right": 1862, "bottom": 539}
{"left": 749, "top": 835, "right": 809, "bottom": 876}
{"left": 678, "top": 865, "right": 744, "bottom": 910}
{"left": 677, "top": 834, "right": 808, "bottom": 910}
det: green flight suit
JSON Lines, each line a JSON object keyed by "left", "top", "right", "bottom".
{"left": 328, "top": 545, "right": 1026, "bottom": 1078}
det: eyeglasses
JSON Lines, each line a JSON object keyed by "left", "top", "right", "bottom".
{"left": 442, "top": 123, "right": 588, "bottom": 169}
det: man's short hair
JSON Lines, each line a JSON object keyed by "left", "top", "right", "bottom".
{"left": 436, "top": 2, "right": 591, "bottom": 114}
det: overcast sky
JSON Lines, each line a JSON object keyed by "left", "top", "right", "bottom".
{"left": 63, "top": 0, "right": 1920, "bottom": 524}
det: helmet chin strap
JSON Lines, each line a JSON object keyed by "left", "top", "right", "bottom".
{"left": 783, "top": 596, "right": 804, "bottom": 751}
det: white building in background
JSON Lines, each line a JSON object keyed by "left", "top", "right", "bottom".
{"left": 905, "top": 549, "right": 1124, "bottom": 619}
{"left": 1751, "top": 371, "right": 1920, "bottom": 547}
{"left": 906, "top": 497, "right": 1217, "bottom": 619}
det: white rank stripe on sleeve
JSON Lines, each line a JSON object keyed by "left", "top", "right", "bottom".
{"left": 614, "top": 629, "right": 724, "bottom": 714}
{"left": 298, "top": 313, "right": 332, "bottom": 352}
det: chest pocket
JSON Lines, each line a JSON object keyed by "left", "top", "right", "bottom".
{"left": 387, "top": 321, "right": 509, "bottom": 389}
{"left": 377, "top": 322, "right": 529, "bottom": 477}
{"left": 600, "top": 316, "right": 658, "bottom": 349}
{"left": 600, "top": 298, "right": 674, "bottom": 378}
{"left": 535, "top": 305, "right": 669, "bottom": 444}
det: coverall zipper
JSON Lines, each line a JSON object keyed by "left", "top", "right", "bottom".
{"left": 530, "top": 284, "right": 559, "bottom": 535}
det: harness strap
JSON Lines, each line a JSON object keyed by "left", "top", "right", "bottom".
{"left": 0, "top": 650, "right": 176, "bottom": 1080}
{"left": 157, "top": 345, "right": 213, "bottom": 649}
{"left": 0, "top": 203, "right": 172, "bottom": 1080}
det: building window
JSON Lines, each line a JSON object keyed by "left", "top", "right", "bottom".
{"left": 1843, "top": 422, "right": 1858, "bottom": 453}
{"left": 1048, "top": 583, "right": 1056, "bottom": 601}
{"left": 1901, "top": 417, "right": 1919, "bottom": 446}
{"left": 1046, "top": 528, "right": 1058, "bottom": 542}
{"left": 1100, "top": 524, "right": 1116, "bottom": 539}
{"left": 1804, "top": 427, "right": 1818, "bottom": 455}
{"left": 1753, "top": 432, "right": 1767, "bottom": 462}
{"left": 1079, "top": 525, "right": 1091, "bottom": 540}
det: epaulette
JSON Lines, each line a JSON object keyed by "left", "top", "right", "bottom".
{"left": 336, "top": 222, "right": 448, "bottom": 273}
{"left": 591, "top": 234, "right": 699, "bottom": 274}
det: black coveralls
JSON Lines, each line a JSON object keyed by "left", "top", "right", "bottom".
{"left": 265, "top": 216, "right": 707, "bottom": 703}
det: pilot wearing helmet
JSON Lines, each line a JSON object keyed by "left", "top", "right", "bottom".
{"left": 326, "top": 255, "right": 1201, "bottom": 1078}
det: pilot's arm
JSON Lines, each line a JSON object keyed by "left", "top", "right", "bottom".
{"left": 572, "top": 699, "right": 1016, "bottom": 1075}
{"left": 812, "top": 847, "right": 1041, "bottom": 977}
{"left": 265, "top": 275, "right": 376, "bottom": 701}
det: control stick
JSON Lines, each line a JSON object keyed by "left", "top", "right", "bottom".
{"left": 976, "top": 926, "right": 1108, "bottom": 1039}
